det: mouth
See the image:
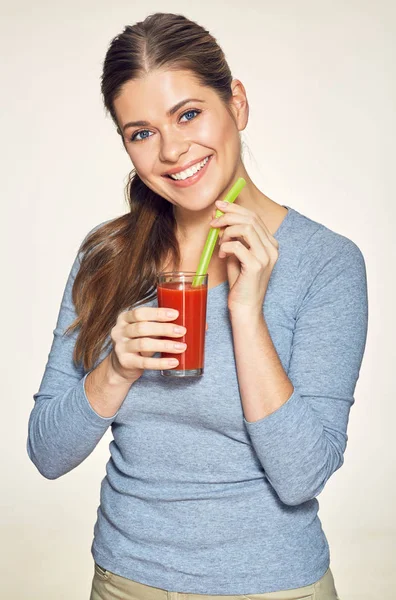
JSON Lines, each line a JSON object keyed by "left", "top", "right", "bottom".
{"left": 163, "top": 155, "right": 213, "bottom": 187}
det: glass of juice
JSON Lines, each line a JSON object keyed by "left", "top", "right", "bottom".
{"left": 156, "top": 271, "right": 208, "bottom": 377}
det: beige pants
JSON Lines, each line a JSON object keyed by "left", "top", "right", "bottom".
{"left": 90, "top": 562, "right": 341, "bottom": 600}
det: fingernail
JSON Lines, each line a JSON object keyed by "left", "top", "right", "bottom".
{"left": 216, "top": 200, "right": 228, "bottom": 207}
{"left": 167, "top": 310, "right": 178, "bottom": 317}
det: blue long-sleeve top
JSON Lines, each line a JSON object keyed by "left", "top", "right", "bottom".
{"left": 27, "top": 205, "right": 368, "bottom": 594}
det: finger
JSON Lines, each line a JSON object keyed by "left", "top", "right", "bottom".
{"left": 219, "top": 240, "right": 266, "bottom": 271}
{"left": 215, "top": 200, "right": 251, "bottom": 216}
{"left": 211, "top": 208, "right": 277, "bottom": 242}
{"left": 126, "top": 337, "right": 187, "bottom": 355}
{"left": 134, "top": 355, "right": 181, "bottom": 371}
{"left": 123, "top": 306, "right": 179, "bottom": 324}
{"left": 210, "top": 213, "right": 273, "bottom": 248}
{"left": 211, "top": 212, "right": 270, "bottom": 236}
{"left": 125, "top": 320, "right": 186, "bottom": 340}
{"left": 212, "top": 214, "right": 250, "bottom": 247}
{"left": 219, "top": 223, "right": 274, "bottom": 264}
{"left": 210, "top": 212, "right": 252, "bottom": 228}
{"left": 213, "top": 212, "right": 278, "bottom": 255}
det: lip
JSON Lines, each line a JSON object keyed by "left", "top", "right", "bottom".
{"left": 164, "top": 155, "right": 213, "bottom": 188}
{"left": 162, "top": 155, "right": 213, "bottom": 176}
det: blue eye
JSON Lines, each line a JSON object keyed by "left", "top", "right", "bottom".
{"left": 129, "top": 108, "right": 201, "bottom": 142}
{"left": 180, "top": 109, "right": 200, "bottom": 122}
{"left": 130, "top": 130, "right": 152, "bottom": 142}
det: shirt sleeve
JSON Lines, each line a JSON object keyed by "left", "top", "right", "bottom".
{"left": 27, "top": 227, "right": 118, "bottom": 480}
{"left": 244, "top": 234, "right": 369, "bottom": 506}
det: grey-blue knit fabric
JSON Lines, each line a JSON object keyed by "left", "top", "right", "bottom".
{"left": 27, "top": 206, "right": 368, "bottom": 594}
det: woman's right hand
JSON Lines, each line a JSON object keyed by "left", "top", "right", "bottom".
{"left": 109, "top": 306, "right": 187, "bottom": 383}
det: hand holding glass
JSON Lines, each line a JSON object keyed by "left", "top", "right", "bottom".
{"left": 109, "top": 306, "right": 189, "bottom": 382}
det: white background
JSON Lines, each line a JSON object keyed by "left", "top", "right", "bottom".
{"left": 1, "top": 1, "right": 394, "bottom": 598}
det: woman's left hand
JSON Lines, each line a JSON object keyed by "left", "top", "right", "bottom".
{"left": 209, "top": 200, "right": 279, "bottom": 314}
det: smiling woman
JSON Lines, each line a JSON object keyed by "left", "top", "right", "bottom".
{"left": 27, "top": 10, "right": 368, "bottom": 600}
{"left": 58, "top": 12, "right": 264, "bottom": 372}
{"left": 112, "top": 68, "right": 247, "bottom": 206}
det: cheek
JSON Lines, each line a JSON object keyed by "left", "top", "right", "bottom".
{"left": 210, "top": 116, "right": 239, "bottom": 154}
{"left": 194, "top": 113, "right": 231, "bottom": 149}
{"left": 128, "top": 150, "right": 155, "bottom": 176}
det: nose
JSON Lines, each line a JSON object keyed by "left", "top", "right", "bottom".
{"left": 159, "top": 128, "right": 190, "bottom": 164}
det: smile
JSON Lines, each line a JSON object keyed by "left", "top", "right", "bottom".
{"left": 165, "top": 155, "right": 213, "bottom": 187}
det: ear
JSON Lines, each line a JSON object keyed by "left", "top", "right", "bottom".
{"left": 229, "top": 79, "right": 249, "bottom": 132}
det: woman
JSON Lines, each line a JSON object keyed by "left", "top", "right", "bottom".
{"left": 27, "top": 12, "right": 368, "bottom": 600}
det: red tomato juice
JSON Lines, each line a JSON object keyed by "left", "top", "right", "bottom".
{"left": 157, "top": 282, "right": 208, "bottom": 372}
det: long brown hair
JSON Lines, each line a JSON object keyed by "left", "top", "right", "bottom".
{"left": 65, "top": 12, "right": 234, "bottom": 371}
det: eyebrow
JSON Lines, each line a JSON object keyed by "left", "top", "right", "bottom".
{"left": 122, "top": 98, "right": 205, "bottom": 133}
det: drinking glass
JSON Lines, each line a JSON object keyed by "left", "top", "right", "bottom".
{"left": 157, "top": 271, "right": 208, "bottom": 377}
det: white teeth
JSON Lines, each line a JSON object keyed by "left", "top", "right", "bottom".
{"left": 169, "top": 156, "right": 210, "bottom": 180}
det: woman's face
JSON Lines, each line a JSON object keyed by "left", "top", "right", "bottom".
{"left": 113, "top": 68, "right": 248, "bottom": 215}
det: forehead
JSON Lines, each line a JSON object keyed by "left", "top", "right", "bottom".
{"left": 113, "top": 69, "right": 215, "bottom": 122}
